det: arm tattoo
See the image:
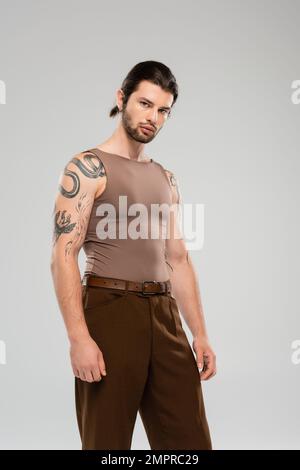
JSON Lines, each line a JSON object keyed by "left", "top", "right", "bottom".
{"left": 59, "top": 152, "right": 106, "bottom": 198}
{"left": 166, "top": 170, "right": 181, "bottom": 205}
{"left": 171, "top": 174, "right": 181, "bottom": 204}
{"left": 164, "top": 251, "right": 190, "bottom": 273}
{"left": 53, "top": 210, "right": 76, "bottom": 242}
{"left": 169, "top": 174, "right": 177, "bottom": 186}
{"left": 64, "top": 192, "right": 91, "bottom": 259}
{"left": 165, "top": 260, "right": 174, "bottom": 272}
{"left": 52, "top": 193, "right": 92, "bottom": 261}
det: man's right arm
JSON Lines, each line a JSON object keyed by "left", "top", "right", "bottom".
{"left": 50, "top": 150, "right": 106, "bottom": 382}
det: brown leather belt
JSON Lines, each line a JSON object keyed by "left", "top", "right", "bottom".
{"left": 82, "top": 274, "right": 172, "bottom": 295}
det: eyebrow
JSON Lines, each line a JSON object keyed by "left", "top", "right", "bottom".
{"left": 139, "top": 97, "right": 171, "bottom": 110}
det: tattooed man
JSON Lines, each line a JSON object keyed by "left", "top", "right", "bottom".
{"left": 50, "top": 61, "right": 216, "bottom": 450}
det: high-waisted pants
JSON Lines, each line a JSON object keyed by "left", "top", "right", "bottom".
{"left": 75, "top": 280, "right": 212, "bottom": 450}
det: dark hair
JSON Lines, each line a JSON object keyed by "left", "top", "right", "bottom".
{"left": 109, "top": 60, "right": 178, "bottom": 118}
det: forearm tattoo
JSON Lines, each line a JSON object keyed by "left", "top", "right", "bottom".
{"left": 59, "top": 152, "right": 106, "bottom": 198}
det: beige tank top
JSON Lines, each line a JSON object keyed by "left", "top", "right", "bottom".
{"left": 82, "top": 148, "right": 173, "bottom": 282}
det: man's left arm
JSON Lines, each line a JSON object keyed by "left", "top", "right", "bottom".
{"left": 164, "top": 169, "right": 217, "bottom": 381}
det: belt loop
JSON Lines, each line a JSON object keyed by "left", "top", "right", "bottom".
{"left": 124, "top": 279, "right": 129, "bottom": 295}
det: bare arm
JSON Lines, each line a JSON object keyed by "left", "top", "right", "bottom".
{"left": 164, "top": 169, "right": 217, "bottom": 380}
{"left": 50, "top": 150, "right": 107, "bottom": 383}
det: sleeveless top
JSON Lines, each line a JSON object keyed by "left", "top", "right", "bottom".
{"left": 82, "top": 148, "right": 173, "bottom": 282}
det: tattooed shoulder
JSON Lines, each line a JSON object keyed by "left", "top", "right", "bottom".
{"left": 59, "top": 150, "right": 106, "bottom": 199}
{"left": 164, "top": 168, "right": 180, "bottom": 205}
{"left": 165, "top": 169, "right": 177, "bottom": 187}
{"left": 51, "top": 150, "right": 106, "bottom": 261}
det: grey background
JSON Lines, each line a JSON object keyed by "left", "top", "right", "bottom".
{"left": 0, "top": 0, "right": 299, "bottom": 449}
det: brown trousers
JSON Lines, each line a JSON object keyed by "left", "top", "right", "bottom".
{"left": 75, "top": 279, "right": 212, "bottom": 450}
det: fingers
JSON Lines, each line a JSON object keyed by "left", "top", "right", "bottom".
{"left": 201, "top": 366, "right": 217, "bottom": 380}
{"left": 76, "top": 367, "right": 102, "bottom": 383}
{"left": 200, "top": 353, "right": 217, "bottom": 381}
{"left": 70, "top": 338, "right": 108, "bottom": 382}
{"left": 85, "top": 370, "right": 97, "bottom": 382}
{"left": 81, "top": 370, "right": 88, "bottom": 382}
{"left": 73, "top": 359, "right": 107, "bottom": 383}
{"left": 72, "top": 365, "right": 80, "bottom": 378}
{"left": 99, "top": 357, "right": 107, "bottom": 378}
{"left": 91, "top": 367, "right": 102, "bottom": 382}
{"left": 72, "top": 363, "right": 103, "bottom": 382}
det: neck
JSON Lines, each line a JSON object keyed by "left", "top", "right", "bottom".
{"left": 99, "top": 126, "right": 148, "bottom": 162}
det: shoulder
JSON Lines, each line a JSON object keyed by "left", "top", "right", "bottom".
{"left": 154, "top": 161, "right": 180, "bottom": 204}
{"left": 155, "top": 160, "right": 178, "bottom": 187}
{"left": 57, "top": 150, "right": 106, "bottom": 200}
{"left": 62, "top": 149, "right": 106, "bottom": 178}
{"left": 164, "top": 168, "right": 178, "bottom": 187}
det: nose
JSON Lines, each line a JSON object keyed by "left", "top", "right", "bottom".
{"left": 146, "top": 108, "right": 158, "bottom": 126}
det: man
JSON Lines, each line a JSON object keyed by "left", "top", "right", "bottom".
{"left": 50, "top": 60, "right": 216, "bottom": 450}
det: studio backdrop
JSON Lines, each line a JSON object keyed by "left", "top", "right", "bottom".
{"left": 0, "top": 0, "right": 299, "bottom": 449}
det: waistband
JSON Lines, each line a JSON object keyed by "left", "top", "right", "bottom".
{"left": 82, "top": 274, "right": 172, "bottom": 296}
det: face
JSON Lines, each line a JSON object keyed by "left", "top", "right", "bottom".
{"left": 117, "top": 80, "right": 174, "bottom": 143}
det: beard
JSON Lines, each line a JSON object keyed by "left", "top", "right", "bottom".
{"left": 121, "top": 107, "right": 158, "bottom": 143}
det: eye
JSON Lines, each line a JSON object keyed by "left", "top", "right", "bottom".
{"left": 140, "top": 101, "right": 149, "bottom": 107}
{"left": 160, "top": 109, "right": 168, "bottom": 115}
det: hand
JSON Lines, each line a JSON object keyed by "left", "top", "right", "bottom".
{"left": 192, "top": 335, "right": 216, "bottom": 380}
{"left": 70, "top": 335, "right": 107, "bottom": 382}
